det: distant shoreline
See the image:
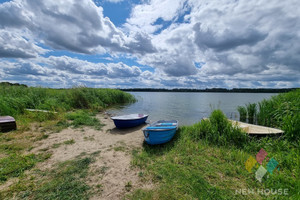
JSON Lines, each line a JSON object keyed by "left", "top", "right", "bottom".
{"left": 120, "top": 88, "right": 297, "bottom": 93}
{"left": 1, "top": 82, "right": 297, "bottom": 93}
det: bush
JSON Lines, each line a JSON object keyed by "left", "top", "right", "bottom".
{"left": 185, "top": 110, "right": 249, "bottom": 148}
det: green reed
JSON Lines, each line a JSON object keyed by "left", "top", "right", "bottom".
{"left": 0, "top": 85, "right": 136, "bottom": 117}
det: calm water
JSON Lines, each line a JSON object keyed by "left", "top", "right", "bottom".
{"left": 108, "top": 92, "right": 276, "bottom": 126}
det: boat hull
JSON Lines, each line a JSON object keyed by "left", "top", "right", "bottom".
{"left": 112, "top": 114, "right": 148, "bottom": 128}
{"left": 143, "top": 128, "right": 177, "bottom": 145}
{"left": 143, "top": 120, "right": 178, "bottom": 145}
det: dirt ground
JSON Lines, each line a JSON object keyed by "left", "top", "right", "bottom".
{"left": 29, "top": 113, "right": 153, "bottom": 200}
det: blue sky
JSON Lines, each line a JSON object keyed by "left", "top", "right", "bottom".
{"left": 0, "top": 0, "right": 299, "bottom": 88}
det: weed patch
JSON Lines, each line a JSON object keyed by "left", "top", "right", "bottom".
{"left": 1, "top": 156, "right": 94, "bottom": 200}
{"left": 0, "top": 153, "right": 51, "bottom": 182}
{"left": 66, "top": 110, "right": 104, "bottom": 130}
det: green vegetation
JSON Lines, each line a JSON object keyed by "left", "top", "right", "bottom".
{"left": 63, "top": 139, "right": 75, "bottom": 145}
{"left": 66, "top": 110, "right": 104, "bottom": 130}
{"left": 186, "top": 110, "right": 249, "bottom": 148}
{"left": 52, "top": 139, "right": 76, "bottom": 149}
{"left": 237, "top": 106, "right": 247, "bottom": 122}
{"left": 237, "top": 103, "right": 257, "bottom": 124}
{"left": 0, "top": 153, "right": 50, "bottom": 182}
{"left": 238, "top": 89, "right": 300, "bottom": 141}
{"left": 246, "top": 103, "right": 257, "bottom": 124}
{"left": 130, "top": 89, "right": 299, "bottom": 200}
{"left": 0, "top": 156, "right": 94, "bottom": 200}
{"left": 0, "top": 84, "right": 136, "bottom": 117}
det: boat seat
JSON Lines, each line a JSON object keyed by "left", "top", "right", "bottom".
{"left": 157, "top": 123, "right": 177, "bottom": 126}
{"left": 145, "top": 126, "right": 176, "bottom": 130}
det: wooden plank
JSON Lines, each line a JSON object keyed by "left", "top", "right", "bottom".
{"left": 25, "top": 109, "right": 57, "bottom": 113}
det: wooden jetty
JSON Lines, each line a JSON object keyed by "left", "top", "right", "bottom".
{"left": 228, "top": 119, "right": 283, "bottom": 135}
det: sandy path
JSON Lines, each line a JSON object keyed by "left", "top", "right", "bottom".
{"left": 31, "top": 113, "right": 152, "bottom": 200}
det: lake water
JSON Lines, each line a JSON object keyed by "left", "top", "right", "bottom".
{"left": 108, "top": 92, "right": 276, "bottom": 126}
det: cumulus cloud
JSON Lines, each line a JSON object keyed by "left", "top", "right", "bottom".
{"left": 0, "top": 56, "right": 147, "bottom": 87}
{"left": 125, "top": 0, "right": 188, "bottom": 34}
{"left": 0, "top": 0, "right": 155, "bottom": 55}
{"left": 193, "top": 23, "right": 268, "bottom": 52}
{"left": 124, "top": 0, "right": 300, "bottom": 86}
{"left": 0, "top": 29, "right": 48, "bottom": 58}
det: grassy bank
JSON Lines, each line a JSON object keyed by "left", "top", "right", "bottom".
{"left": 0, "top": 85, "right": 135, "bottom": 188}
{"left": 130, "top": 90, "right": 299, "bottom": 199}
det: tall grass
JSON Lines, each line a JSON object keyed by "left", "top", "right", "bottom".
{"left": 258, "top": 89, "right": 300, "bottom": 142}
{"left": 246, "top": 103, "right": 257, "bottom": 124}
{"left": 237, "top": 106, "right": 247, "bottom": 122}
{"left": 237, "top": 89, "right": 299, "bottom": 141}
{"left": 0, "top": 85, "right": 136, "bottom": 117}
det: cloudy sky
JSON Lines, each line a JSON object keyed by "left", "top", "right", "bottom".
{"left": 0, "top": 0, "right": 299, "bottom": 88}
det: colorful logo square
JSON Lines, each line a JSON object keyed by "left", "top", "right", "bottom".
{"left": 256, "top": 148, "right": 268, "bottom": 164}
{"left": 255, "top": 165, "right": 267, "bottom": 182}
{"left": 266, "top": 158, "right": 279, "bottom": 174}
{"left": 245, "top": 156, "right": 257, "bottom": 173}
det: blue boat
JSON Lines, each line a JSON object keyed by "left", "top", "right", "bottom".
{"left": 111, "top": 114, "right": 148, "bottom": 128}
{"left": 143, "top": 120, "right": 178, "bottom": 145}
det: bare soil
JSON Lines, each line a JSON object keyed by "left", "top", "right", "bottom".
{"left": 29, "top": 113, "right": 153, "bottom": 200}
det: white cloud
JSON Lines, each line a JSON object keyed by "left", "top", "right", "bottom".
{"left": 0, "top": 0, "right": 155, "bottom": 55}
{"left": 0, "top": 56, "right": 148, "bottom": 87}
{"left": 0, "top": 29, "right": 48, "bottom": 58}
{"left": 104, "top": 0, "right": 124, "bottom": 3}
{"left": 124, "top": 0, "right": 300, "bottom": 87}
{"left": 125, "top": 0, "right": 188, "bottom": 34}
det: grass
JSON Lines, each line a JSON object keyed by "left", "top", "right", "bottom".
{"left": 125, "top": 181, "right": 133, "bottom": 192}
{"left": 66, "top": 110, "right": 104, "bottom": 130}
{"left": 63, "top": 139, "right": 75, "bottom": 145}
{"left": 130, "top": 102, "right": 299, "bottom": 199}
{"left": 0, "top": 153, "right": 51, "bottom": 182}
{"left": 52, "top": 139, "right": 76, "bottom": 149}
{"left": 0, "top": 155, "right": 94, "bottom": 200}
{"left": 246, "top": 103, "right": 257, "bottom": 124}
{"left": 237, "top": 106, "right": 247, "bottom": 122}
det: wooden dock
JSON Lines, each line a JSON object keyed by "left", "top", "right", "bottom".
{"left": 228, "top": 119, "right": 283, "bottom": 135}
{"left": 0, "top": 116, "right": 17, "bottom": 132}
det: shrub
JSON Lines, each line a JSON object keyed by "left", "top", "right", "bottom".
{"left": 185, "top": 110, "right": 249, "bottom": 148}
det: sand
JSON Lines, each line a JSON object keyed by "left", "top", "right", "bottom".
{"left": 30, "top": 112, "right": 152, "bottom": 200}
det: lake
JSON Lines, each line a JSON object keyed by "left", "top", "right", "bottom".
{"left": 108, "top": 92, "right": 277, "bottom": 126}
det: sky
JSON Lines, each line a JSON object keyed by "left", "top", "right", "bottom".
{"left": 0, "top": 0, "right": 299, "bottom": 89}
